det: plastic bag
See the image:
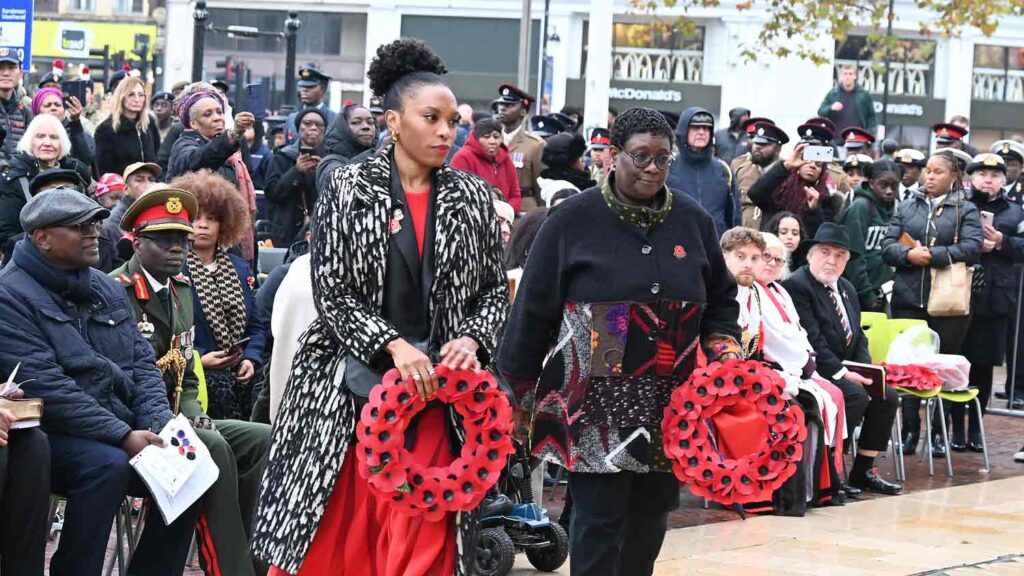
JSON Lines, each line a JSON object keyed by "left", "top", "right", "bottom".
{"left": 886, "top": 326, "right": 970, "bottom": 391}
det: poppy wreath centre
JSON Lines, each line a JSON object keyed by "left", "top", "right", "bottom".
{"left": 354, "top": 364, "right": 515, "bottom": 521}
{"left": 662, "top": 359, "right": 807, "bottom": 506}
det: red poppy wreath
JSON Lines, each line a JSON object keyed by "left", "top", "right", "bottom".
{"left": 662, "top": 359, "right": 807, "bottom": 506}
{"left": 355, "top": 364, "right": 515, "bottom": 521}
{"left": 882, "top": 363, "right": 943, "bottom": 392}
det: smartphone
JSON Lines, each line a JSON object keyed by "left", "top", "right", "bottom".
{"left": 61, "top": 80, "right": 88, "bottom": 106}
{"left": 299, "top": 146, "right": 316, "bottom": 156}
{"left": 803, "top": 145, "right": 834, "bottom": 163}
{"left": 981, "top": 211, "right": 995, "bottom": 228}
{"left": 244, "top": 83, "right": 264, "bottom": 116}
{"left": 224, "top": 336, "right": 251, "bottom": 352}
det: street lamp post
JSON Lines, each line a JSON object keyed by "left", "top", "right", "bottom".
{"left": 284, "top": 11, "right": 302, "bottom": 108}
{"left": 192, "top": 0, "right": 208, "bottom": 83}
{"left": 880, "top": 0, "right": 895, "bottom": 136}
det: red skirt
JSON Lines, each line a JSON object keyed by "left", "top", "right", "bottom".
{"left": 270, "top": 406, "right": 458, "bottom": 576}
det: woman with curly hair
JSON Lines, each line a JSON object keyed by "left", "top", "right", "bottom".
{"left": 169, "top": 169, "right": 268, "bottom": 420}
{"left": 253, "top": 39, "right": 507, "bottom": 576}
{"left": 499, "top": 108, "right": 741, "bottom": 575}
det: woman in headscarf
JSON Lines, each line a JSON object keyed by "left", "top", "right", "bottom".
{"left": 94, "top": 75, "right": 160, "bottom": 176}
{"left": 167, "top": 89, "right": 258, "bottom": 260}
{"left": 31, "top": 86, "right": 94, "bottom": 167}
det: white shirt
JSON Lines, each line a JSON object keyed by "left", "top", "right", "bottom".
{"left": 141, "top": 266, "right": 170, "bottom": 294}
{"left": 503, "top": 123, "right": 523, "bottom": 147}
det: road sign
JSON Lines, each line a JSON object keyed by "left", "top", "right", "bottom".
{"left": 0, "top": 0, "right": 32, "bottom": 71}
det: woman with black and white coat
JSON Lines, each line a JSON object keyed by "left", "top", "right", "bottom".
{"left": 253, "top": 40, "right": 508, "bottom": 576}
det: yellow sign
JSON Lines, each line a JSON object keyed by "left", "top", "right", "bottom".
{"left": 32, "top": 20, "right": 157, "bottom": 59}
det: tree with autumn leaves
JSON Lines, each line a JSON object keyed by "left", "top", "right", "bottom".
{"left": 629, "top": 0, "right": 1022, "bottom": 64}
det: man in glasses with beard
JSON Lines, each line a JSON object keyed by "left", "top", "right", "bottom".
{"left": 112, "top": 184, "right": 272, "bottom": 576}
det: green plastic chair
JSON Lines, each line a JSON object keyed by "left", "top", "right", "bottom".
{"left": 860, "top": 312, "right": 890, "bottom": 364}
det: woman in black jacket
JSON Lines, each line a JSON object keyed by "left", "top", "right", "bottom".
{"left": 263, "top": 108, "right": 327, "bottom": 248}
{"left": 499, "top": 108, "right": 740, "bottom": 576}
{"left": 0, "top": 114, "right": 93, "bottom": 245}
{"left": 93, "top": 76, "right": 160, "bottom": 176}
{"left": 881, "top": 150, "right": 983, "bottom": 455}
{"left": 167, "top": 89, "right": 257, "bottom": 260}
{"left": 748, "top": 137, "right": 845, "bottom": 237}
{"left": 958, "top": 154, "right": 1024, "bottom": 451}
{"left": 314, "top": 103, "right": 378, "bottom": 193}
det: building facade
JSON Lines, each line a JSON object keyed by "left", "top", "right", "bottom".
{"left": 159, "top": 0, "right": 1024, "bottom": 151}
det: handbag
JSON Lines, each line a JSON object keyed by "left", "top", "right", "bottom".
{"left": 344, "top": 311, "right": 441, "bottom": 400}
{"left": 927, "top": 200, "right": 974, "bottom": 317}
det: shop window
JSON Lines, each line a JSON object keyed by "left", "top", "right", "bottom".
{"left": 973, "top": 44, "right": 1024, "bottom": 102}
{"left": 68, "top": 0, "right": 96, "bottom": 11}
{"left": 584, "top": 20, "right": 705, "bottom": 83}
{"left": 206, "top": 9, "right": 345, "bottom": 55}
{"left": 834, "top": 36, "right": 935, "bottom": 97}
{"left": 116, "top": 0, "right": 144, "bottom": 13}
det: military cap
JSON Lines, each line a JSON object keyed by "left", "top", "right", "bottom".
{"left": 368, "top": 96, "right": 384, "bottom": 114}
{"left": 966, "top": 153, "right": 1007, "bottom": 175}
{"left": 531, "top": 114, "right": 565, "bottom": 138}
{"left": 38, "top": 73, "right": 62, "bottom": 89}
{"left": 934, "top": 147, "right": 973, "bottom": 171}
{"left": 796, "top": 123, "right": 834, "bottom": 145}
{"left": 497, "top": 84, "right": 534, "bottom": 107}
{"left": 298, "top": 66, "right": 331, "bottom": 87}
{"left": 742, "top": 116, "right": 775, "bottom": 135}
{"left": 842, "top": 127, "right": 876, "bottom": 150}
{"left": 120, "top": 184, "right": 198, "bottom": 234}
{"left": 843, "top": 154, "right": 874, "bottom": 170}
{"left": 933, "top": 123, "right": 968, "bottom": 145}
{"left": 151, "top": 91, "right": 174, "bottom": 105}
{"left": 750, "top": 123, "right": 789, "bottom": 145}
{"left": 893, "top": 148, "right": 927, "bottom": 168}
{"left": 990, "top": 140, "right": 1024, "bottom": 164}
{"left": 589, "top": 128, "right": 611, "bottom": 150}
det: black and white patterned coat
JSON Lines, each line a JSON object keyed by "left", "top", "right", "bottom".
{"left": 251, "top": 144, "right": 509, "bottom": 574}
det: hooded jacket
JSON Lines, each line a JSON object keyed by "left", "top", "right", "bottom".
{"left": 314, "top": 107, "right": 379, "bottom": 197}
{"left": 666, "top": 106, "right": 739, "bottom": 237}
{"left": 450, "top": 132, "right": 522, "bottom": 211}
{"left": 840, "top": 183, "right": 895, "bottom": 306}
{"left": 264, "top": 141, "right": 323, "bottom": 248}
{"left": 713, "top": 107, "right": 750, "bottom": 164}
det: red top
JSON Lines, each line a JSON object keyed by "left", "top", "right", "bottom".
{"left": 405, "top": 188, "right": 430, "bottom": 258}
{"left": 449, "top": 132, "right": 522, "bottom": 212}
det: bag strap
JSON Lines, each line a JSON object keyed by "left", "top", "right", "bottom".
{"left": 17, "top": 177, "right": 30, "bottom": 203}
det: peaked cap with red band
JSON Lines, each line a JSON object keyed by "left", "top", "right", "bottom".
{"left": 119, "top": 184, "right": 198, "bottom": 235}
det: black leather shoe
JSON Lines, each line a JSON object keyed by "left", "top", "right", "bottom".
{"left": 967, "top": 441, "right": 985, "bottom": 453}
{"left": 841, "top": 484, "right": 862, "bottom": 499}
{"left": 995, "top": 391, "right": 1008, "bottom": 400}
{"left": 1011, "top": 398, "right": 1024, "bottom": 410}
{"left": 950, "top": 439, "right": 968, "bottom": 452}
{"left": 857, "top": 469, "right": 903, "bottom": 495}
{"left": 902, "top": 434, "right": 919, "bottom": 456}
{"left": 932, "top": 436, "right": 947, "bottom": 458}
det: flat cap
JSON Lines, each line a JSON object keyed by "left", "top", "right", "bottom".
{"left": 29, "top": 168, "right": 84, "bottom": 196}
{"left": 20, "top": 188, "right": 109, "bottom": 233}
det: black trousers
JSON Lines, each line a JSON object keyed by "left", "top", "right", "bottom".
{"left": 833, "top": 379, "right": 900, "bottom": 452}
{"left": 568, "top": 471, "right": 679, "bottom": 576}
{"left": 948, "top": 364, "right": 993, "bottom": 442}
{"left": 892, "top": 307, "right": 971, "bottom": 438}
{"left": 0, "top": 428, "right": 51, "bottom": 576}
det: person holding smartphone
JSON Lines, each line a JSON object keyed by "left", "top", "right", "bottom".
{"left": 264, "top": 108, "right": 326, "bottom": 248}
{"left": 31, "top": 84, "right": 94, "bottom": 167}
{"left": 748, "top": 123, "right": 846, "bottom": 238}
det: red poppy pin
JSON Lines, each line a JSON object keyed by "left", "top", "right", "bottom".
{"left": 248, "top": 276, "right": 256, "bottom": 289}
{"left": 673, "top": 245, "right": 687, "bottom": 259}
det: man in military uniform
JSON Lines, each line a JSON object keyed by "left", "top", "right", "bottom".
{"left": 588, "top": 128, "right": 612, "bottom": 187}
{"left": 112, "top": 185, "right": 271, "bottom": 576}
{"left": 894, "top": 148, "right": 926, "bottom": 201}
{"left": 732, "top": 119, "right": 788, "bottom": 229}
{"left": 496, "top": 83, "right": 545, "bottom": 210}
{"left": 286, "top": 65, "right": 338, "bottom": 144}
{"left": 991, "top": 139, "right": 1024, "bottom": 203}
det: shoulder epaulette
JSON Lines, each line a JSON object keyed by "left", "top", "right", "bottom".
{"left": 171, "top": 273, "right": 191, "bottom": 286}
{"left": 117, "top": 273, "right": 134, "bottom": 287}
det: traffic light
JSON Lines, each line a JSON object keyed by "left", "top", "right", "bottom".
{"left": 215, "top": 56, "right": 235, "bottom": 85}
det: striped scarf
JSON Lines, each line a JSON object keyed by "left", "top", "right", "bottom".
{"left": 187, "top": 249, "right": 246, "bottom": 351}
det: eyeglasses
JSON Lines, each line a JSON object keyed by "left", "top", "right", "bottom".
{"left": 60, "top": 220, "right": 102, "bottom": 236}
{"left": 764, "top": 255, "right": 786, "bottom": 267}
{"left": 138, "top": 234, "right": 193, "bottom": 250}
{"left": 300, "top": 119, "right": 326, "bottom": 129}
{"left": 623, "top": 150, "right": 674, "bottom": 171}
{"left": 126, "top": 91, "right": 147, "bottom": 99}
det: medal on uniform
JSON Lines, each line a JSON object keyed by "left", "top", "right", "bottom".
{"left": 137, "top": 313, "right": 155, "bottom": 337}
{"left": 389, "top": 208, "right": 404, "bottom": 235}
{"left": 513, "top": 152, "right": 525, "bottom": 168}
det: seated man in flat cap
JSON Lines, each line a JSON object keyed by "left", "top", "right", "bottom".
{"left": 113, "top": 185, "right": 272, "bottom": 576}
{"left": 0, "top": 189, "right": 198, "bottom": 575}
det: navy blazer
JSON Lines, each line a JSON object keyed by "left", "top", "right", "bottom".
{"left": 186, "top": 252, "right": 268, "bottom": 367}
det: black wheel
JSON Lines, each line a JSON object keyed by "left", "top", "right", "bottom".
{"left": 475, "top": 527, "right": 515, "bottom": 576}
{"left": 525, "top": 522, "right": 569, "bottom": 572}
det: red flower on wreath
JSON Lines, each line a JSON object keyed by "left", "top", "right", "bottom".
{"left": 355, "top": 365, "right": 514, "bottom": 518}
{"left": 662, "top": 359, "right": 806, "bottom": 506}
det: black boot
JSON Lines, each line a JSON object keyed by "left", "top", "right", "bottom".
{"left": 902, "top": 430, "right": 920, "bottom": 456}
{"left": 931, "top": 435, "right": 947, "bottom": 458}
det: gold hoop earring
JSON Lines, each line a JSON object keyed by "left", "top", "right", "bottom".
{"left": 392, "top": 132, "right": 400, "bottom": 143}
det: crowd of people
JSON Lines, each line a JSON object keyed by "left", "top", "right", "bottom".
{"left": 1, "top": 38, "right": 1024, "bottom": 576}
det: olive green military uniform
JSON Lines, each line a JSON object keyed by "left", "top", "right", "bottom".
{"left": 114, "top": 256, "right": 270, "bottom": 576}
{"left": 507, "top": 127, "right": 546, "bottom": 210}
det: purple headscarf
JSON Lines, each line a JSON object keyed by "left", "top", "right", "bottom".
{"left": 31, "top": 87, "right": 64, "bottom": 116}
{"left": 174, "top": 89, "right": 225, "bottom": 128}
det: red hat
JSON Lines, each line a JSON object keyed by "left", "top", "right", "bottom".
{"left": 933, "top": 122, "right": 968, "bottom": 144}
{"left": 841, "top": 127, "right": 875, "bottom": 149}
{"left": 95, "top": 173, "right": 126, "bottom": 197}
{"left": 742, "top": 117, "right": 775, "bottom": 135}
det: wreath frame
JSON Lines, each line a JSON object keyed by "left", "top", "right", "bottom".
{"left": 662, "top": 359, "right": 807, "bottom": 506}
{"left": 355, "top": 364, "right": 515, "bottom": 521}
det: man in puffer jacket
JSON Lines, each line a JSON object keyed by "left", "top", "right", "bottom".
{"left": 667, "top": 106, "right": 739, "bottom": 237}
{"left": 0, "top": 189, "right": 197, "bottom": 576}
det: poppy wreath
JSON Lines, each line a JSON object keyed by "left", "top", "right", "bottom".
{"left": 882, "top": 363, "right": 943, "bottom": 392}
{"left": 662, "top": 359, "right": 807, "bottom": 506}
{"left": 355, "top": 364, "right": 515, "bottom": 521}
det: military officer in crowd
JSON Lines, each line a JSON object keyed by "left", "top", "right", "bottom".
{"left": 589, "top": 127, "right": 612, "bottom": 187}
{"left": 286, "top": 65, "right": 338, "bottom": 144}
{"left": 991, "top": 139, "right": 1024, "bottom": 203}
{"left": 495, "top": 83, "right": 546, "bottom": 210}
{"left": 732, "top": 119, "right": 788, "bottom": 229}
{"left": 894, "top": 148, "right": 927, "bottom": 202}
{"left": 112, "top": 185, "right": 272, "bottom": 576}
